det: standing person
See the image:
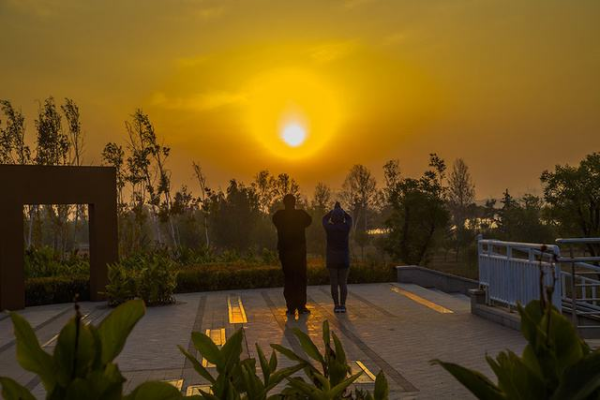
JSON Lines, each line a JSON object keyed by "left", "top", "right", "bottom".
{"left": 272, "top": 194, "right": 312, "bottom": 316}
{"left": 322, "top": 202, "right": 352, "bottom": 313}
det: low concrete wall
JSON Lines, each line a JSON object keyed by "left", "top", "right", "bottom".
{"left": 395, "top": 265, "right": 479, "bottom": 295}
{"left": 469, "top": 289, "right": 520, "bottom": 331}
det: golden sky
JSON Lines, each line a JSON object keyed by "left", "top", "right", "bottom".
{"left": 1, "top": 0, "right": 599, "bottom": 199}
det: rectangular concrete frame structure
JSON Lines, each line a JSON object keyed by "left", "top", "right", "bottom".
{"left": 0, "top": 165, "right": 118, "bottom": 310}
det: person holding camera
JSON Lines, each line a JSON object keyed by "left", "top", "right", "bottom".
{"left": 322, "top": 202, "right": 352, "bottom": 313}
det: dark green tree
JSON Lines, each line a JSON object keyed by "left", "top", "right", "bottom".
{"left": 385, "top": 154, "right": 450, "bottom": 265}
{"left": 541, "top": 152, "right": 600, "bottom": 255}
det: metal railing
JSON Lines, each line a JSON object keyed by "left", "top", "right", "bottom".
{"left": 478, "top": 239, "right": 562, "bottom": 309}
{"left": 478, "top": 237, "right": 600, "bottom": 332}
{"left": 555, "top": 238, "right": 600, "bottom": 331}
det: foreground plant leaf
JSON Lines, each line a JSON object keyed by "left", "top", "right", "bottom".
{"left": 10, "top": 312, "right": 56, "bottom": 392}
{"left": 0, "top": 377, "right": 36, "bottom": 400}
{"left": 432, "top": 360, "right": 504, "bottom": 400}
{"left": 97, "top": 299, "right": 146, "bottom": 364}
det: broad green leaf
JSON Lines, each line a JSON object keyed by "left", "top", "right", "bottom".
{"left": 285, "top": 376, "right": 322, "bottom": 396}
{"left": 0, "top": 377, "right": 36, "bottom": 400}
{"left": 10, "top": 312, "right": 56, "bottom": 391}
{"left": 332, "top": 332, "right": 347, "bottom": 365}
{"left": 256, "top": 344, "right": 271, "bottom": 384}
{"left": 267, "top": 363, "right": 305, "bottom": 389}
{"left": 191, "top": 332, "right": 223, "bottom": 366}
{"left": 293, "top": 328, "right": 325, "bottom": 365}
{"left": 313, "top": 372, "right": 331, "bottom": 391}
{"left": 328, "top": 372, "right": 362, "bottom": 398}
{"left": 64, "top": 378, "right": 92, "bottom": 400}
{"left": 97, "top": 300, "right": 145, "bottom": 364}
{"left": 487, "top": 352, "right": 545, "bottom": 400}
{"left": 270, "top": 344, "right": 311, "bottom": 365}
{"left": 543, "top": 310, "right": 584, "bottom": 374}
{"left": 268, "top": 349, "right": 277, "bottom": 374}
{"left": 86, "top": 363, "right": 125, "bottom": 399}
{"left": 322, "top": 321, "right": 330, "bottom": 348}
{"left": 125, "top": 381, "right": 184, "bottom": 400}
{"left": 177, "top": 345, "right": 216, "bottom": 383}
{"left": 54, "top": 318, "right": 97, "bottom": 385}
{"left": 374, "top": 371, "right": 389, "bottom": 400}
{"left": 518, "top": 301, "right": 544, "bottom": 346}
{"left": 433, "top": 360, "right": 504, "bottom": 400}
{"left": 552, "top": 352, "right": 600, "bottom": 400}
{"left": 220, "top": 329, "right": 243, "bottom": 371}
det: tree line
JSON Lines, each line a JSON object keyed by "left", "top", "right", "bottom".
{"left": 2, "top": 97, "right": 599, "bottom": 266}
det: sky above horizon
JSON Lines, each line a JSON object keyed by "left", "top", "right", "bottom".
{"left": 1, "top": 0, "right": 599, "bottom": 200}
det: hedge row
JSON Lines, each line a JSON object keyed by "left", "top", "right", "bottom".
{"left": 23, "top": 263, "right": 395, "bottom": 306}
{"left": 175, "top": 263, "right": 395, "bottom": 293}
{"left": 25, "top": 276, "right": 90, "bottom": 306}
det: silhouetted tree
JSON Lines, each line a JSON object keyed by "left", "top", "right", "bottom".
{"left": 208, "top": 180, "right": 262, "bottom": 251}
{"left": 0, "top": 100, "right": 30, "bottom": 164}
{"left": 341, "top": 164, "right": 377, "bottom": 258}
{"left": 385, "top": 154, "right": 450, "bottom": 265}
{"left": 193, "top": 162, "right": 211, "bottom": 248}
{"left": 541, "top": 153, "right": 600, "bottom": 256}
{"left": 447, "top": 158, "right": 476, "bottom": 258}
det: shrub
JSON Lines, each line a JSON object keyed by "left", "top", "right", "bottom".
{"left": 137, "top": 256, "right": 178, "bottom": 306}
{"left": 104, "top": 263, "right": 136, "bottom": 307}
{"left": 25, "top": 246, "right": 89, "bottom": 279}
{"left": 0, "top": 300, "right": 189, "bottom": 399}
{"left": 434, "top": 299, "right": 600, "bottom": 399}
{"left": 106, "top": 256, "right": 177, "bottom": 306}
{"left": 175, "top": 262, "right": 395, "bottom": 294}
{"left": 25, "top": 276, "right": 90, "bottom": 306}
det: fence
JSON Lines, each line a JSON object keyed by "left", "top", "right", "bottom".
{"left": 478, "top": 237, "right": 600, "bottom": 332}
{"left": 478, "top": 239, "right": 561, "bottom": 309}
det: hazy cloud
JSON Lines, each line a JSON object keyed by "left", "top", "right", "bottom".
{"left": 151, "top": 91, "right": 247, "bottom": 111}
{"left": 309, "top": 41, "right": 357, "bottom": 64}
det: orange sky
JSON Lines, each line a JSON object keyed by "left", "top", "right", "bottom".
{"left": 1, "top": 0, "right": 599, "bottom": 199}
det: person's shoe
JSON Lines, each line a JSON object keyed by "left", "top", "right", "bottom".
{"left": 340, "top": 305, "right": 347, "bottom": 313}
{"left": 286, "top": 309, "right": 296, "bottom": 316}
{"left": 334, "top": 305, "right": 342, "bottom": 313}
{"left": 298, "top": 307, "right": 311, "bottom": 314}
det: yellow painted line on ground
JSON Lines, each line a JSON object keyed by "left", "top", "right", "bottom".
{"left": 202, "top": 328, "right": 226, "bottom": 368}
{"left": 227, "top": 295, "right": 248, "bottom": 324}
{"left": 186, "top": 385, "right": 213, "bottom": 396}
{"left": 390, "top": 286, "right": 454, "bottom": 314}
{"left": 351, "top": 361, "right": 376, "bottom": 383}
{"left": 164, "top": 379, "right": 183, "bottom": 391}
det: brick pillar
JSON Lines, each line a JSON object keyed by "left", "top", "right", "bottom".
{"left": 0, "top": 202, "right": 26, "bottom": 310}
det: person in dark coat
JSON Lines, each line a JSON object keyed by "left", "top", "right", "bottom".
{"left": 322, "top": 202, "right": 352, "bottom": 313}
{"left": 272, "top": 194, "right": 312, "bottom": 315}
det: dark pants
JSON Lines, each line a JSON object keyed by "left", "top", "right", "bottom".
{"left": 279, "top": 250, "right": 307, "bottom": 311}
{"left": 328, "top": 268, "right": 349, "bottom": 306}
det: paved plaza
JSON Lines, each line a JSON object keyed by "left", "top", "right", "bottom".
{"left": 1, "top": 283, "right": 529, "bottom": 399}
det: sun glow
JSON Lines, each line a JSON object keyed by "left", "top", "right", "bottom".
{"left": 281, "top": 123, "right": 306, "bottom": 147}
{"left": 245, "top": 69, "right": 342, "bottom": 159}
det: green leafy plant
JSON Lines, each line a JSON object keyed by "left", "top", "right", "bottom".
{"left": 25, "top": 246, "right": 90, "bottom": 279}
{"left": 178, "top": 328, "right": 303, "bottom": 399}
{"left": 0, "top": 300, "right": 191, "bottom": 400}
{"left": 105, "top": 263, "right": 136, "bottom": 306}
{"left": 434, "top": 300, "right": 600, "bottom": 399}
{"left": 272, "top": 320, "right": 389, "bottom": 400}
{"left": 106, "top": 256, "right": 177, "bottom": 306}
{"left": 137, "top": 256, "right": 178, "bottom": 305}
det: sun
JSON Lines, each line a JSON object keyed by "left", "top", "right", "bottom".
{"left": 281, "top": 123, "right": 306, "bottom": 147}
{"left": 244, "top": 69, "right": 342, "bottom": 159}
